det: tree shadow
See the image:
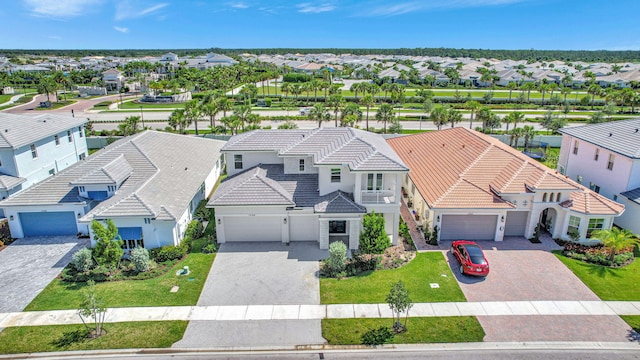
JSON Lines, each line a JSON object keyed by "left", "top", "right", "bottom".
{"left": 50, "top": 329, "right": 89, "bottom": 349}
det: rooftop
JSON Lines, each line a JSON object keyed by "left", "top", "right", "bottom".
{"left": 0, "top": 113, "right": 87, "bottom": 149}
{"left": 559, "top": 119, "right": 640, "bottom": 159}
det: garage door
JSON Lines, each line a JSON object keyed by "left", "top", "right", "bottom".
{"left": 19, "top": 211, "right": 77, "bottom": 237}
{"left": 504, "top": 211, "right": 529, "bottom": 237}
{"left": 290, "top": 215, "right": 318, "bottom": 241}
{"left": 440, "top": 214, "right": 497, "bottom": 241}
{"left": 224, "top": 216, "right": 281, "bottom": 242}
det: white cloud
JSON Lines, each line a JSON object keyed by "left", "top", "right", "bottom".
{"left": 296, "top": 2, "right": 336, "bottom": 14}
{"left": 48, "top": 35, "right": 62, "bottom": 40}
{"left": 229, "top": 2, "right": 249, "bottom": 9}
{"left": 114, "top": 26, "right": 129, "bottom": 33}
{"left": 115, "top": 1, "right": 168, "bottom": 21}
{"left": 24, "top": 0, "right": 102, "bottom": 18}
{"left": 361, "top": 0, "right": 526, "bottom": 17}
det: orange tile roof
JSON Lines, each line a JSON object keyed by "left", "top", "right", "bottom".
{"left": 387, "top": 128, "right": 623, "bottom": 215}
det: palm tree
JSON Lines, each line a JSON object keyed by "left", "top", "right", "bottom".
{"left": 509, "top": 127, "right": 524, "bottom": 147}
{"left": 327, "top": 94, "right": 345, "bottom": 127}
{"left": 341, "top": 102, "right": 362, "bottom": 127}
{"left": 320, "top": 81, "right": 330, "bottom": 102}
{"left": 233, "top": 104, "right": 252, "bottom": 132}
{"left": 509, "top": 111, "right": 525, "bottom": 129}
{"left": 201, "top": 101, "right": 219, "bottom": 133}
{"left": 560, "top": 86, "right": 572, "bottom": 104}
{"left": 503, "top": 113, "right": 515, "bottom": 133}
{"left": 590, "top": 228, "right": 639, "bottom": 262}
{"left": 184, "top": 99, "right": 201, "bottom": 135}
{"left": 447, "top": 107, "right": 462, "bottom": 128}
{"left": 361, "top": 94, "right": 374, "bottom": 131}
{"left": 506, "top": 82, "right": 518, "bottom": 102}
{"left": 281, "top": 82, "right": 291, "bottom": 99}
{"left": 216, "top": 97, "right": 233, "bottom": 118}
{"left": 375, "top": 103, "right": 395, "bottom": 133}
{"left": 521, "top": 82, "right": 536, "bottom": 103}
{"left": 310, "top": 79, "right": 320, "bottom": 103}
{"left": 464, "top": 100, "right": 481, "bottom": 129}
{"left": 308, "top": 103, "right": 330, "bottom": 128}
{"left": 522, "top": 125, "right": 536, "bottom": 150}
{"left": 429, "top": 105, "right": 448, "bottom": 130}
{"left": 476, "top": 106, "right": 495, "bottom": 132}
{"left": 168, "top": 109, "right": 186, "bottom": 133}
{"left": 538, "top": 83, "right": 550, "bottom": 105}
{"left": 351, "top": 82, "right": 362, "bottom": 102}
{"left": 588, "top": 84, "right": 602, "bottom": 109}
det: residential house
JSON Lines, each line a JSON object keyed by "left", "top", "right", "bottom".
{"left": 102, "top": 69, "right": 124, "bottom": 92}
{"left": 0, "top": 113, "right": 88, "bottom": 201}
{"left": 387, "top": 128, "right": 623, "bottom": 243}
{"left": 208, "top": 128, "right": 409, "bottom": 250}
{"left": 558, "top": 119, "right": 640, "bottom": 236}
{"left": 0, "top": 131, "right": 225, "bottom": 249}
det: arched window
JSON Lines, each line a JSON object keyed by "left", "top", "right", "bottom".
{"left": 555, "top": 193, "right": 561, "bottom": 202}
{"left": 542, "top": 193, "right": 547, "bottom": 202}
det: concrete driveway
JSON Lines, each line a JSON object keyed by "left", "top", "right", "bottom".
{"left": 0, "top": 236, "right": 87, "bottom": 313}
{"left": 442, "top": 236, "right": 631, "bottom": 342}
{"left": 175, "top": 242, "right": 327, "bottom": 348}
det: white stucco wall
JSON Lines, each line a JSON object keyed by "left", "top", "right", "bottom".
{"left": 89, "top": 217, "right": 177, "bottom": 249}
{"left": 225, "top": 151, "right": 282, "bottom": 176}
{"left": 318, "top": 165, "right": 355, "bottom": 196}
{"left": 283, "top": 156, "right": 317, "bottom": 174}
{"left": 615, "top": 198, "right": 640, "bottom": 236}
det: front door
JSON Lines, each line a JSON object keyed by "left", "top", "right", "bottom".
{"left": 329, "top": 220, "right": 346, "bottom": 234}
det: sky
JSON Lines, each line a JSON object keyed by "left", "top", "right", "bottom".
{"left": 1, "top": 0, "right": 639, "bottom": 50}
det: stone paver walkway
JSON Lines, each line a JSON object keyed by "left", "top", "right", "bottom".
{"left": 399, "top": 198, "right": 436, "bottom": 251}
{"left": 2, "top": 301, "right": 640, "bottom": 328}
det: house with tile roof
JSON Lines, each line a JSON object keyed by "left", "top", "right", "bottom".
{"left": 558, "top": 119, "right": 640, "bottom": 236}
{"left": 0, "top": 113, "right": 88, "bottom": 202}
{"left": 387, "top": 128, "right": 623, "bottom": 243}
{"left": 0, "top": 131, "right": 225, "bottom": 251}
{"left": 208, "top": 128, "right": 409, "bottom": 250}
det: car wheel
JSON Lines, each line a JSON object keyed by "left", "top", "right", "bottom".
{"left": 459, "top": 265, "right": 465, "bottom": 275}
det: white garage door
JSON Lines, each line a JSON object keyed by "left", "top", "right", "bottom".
{"left": 504, "top": 211, "right": 529, "bottom": 237}
{"left": 440, "top": 215, "right": 498, "bottom": 241}
{"left": 224, "top": 216, "right": 282, "bottom": 242}
{"left": 290, "top": 215, "right": 318, "bottom": 241}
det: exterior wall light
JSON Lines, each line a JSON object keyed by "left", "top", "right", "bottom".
{"left": 283, "top": 218, "right": 287, "bottom": 224}
{"left": 217, "top": 218, "right": 221, "bottom": 225}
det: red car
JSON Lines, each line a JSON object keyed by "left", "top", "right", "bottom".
{"left": 451, "top": 240, "right": 490, "bottom": 276}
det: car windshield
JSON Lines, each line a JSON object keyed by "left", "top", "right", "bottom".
{"left": 465, "top": 245, "right": 487, "bottom": 265}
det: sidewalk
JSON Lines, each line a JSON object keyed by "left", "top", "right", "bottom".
{"left": 0, "top": 93, "right": 24, "bottom": 107}
{"left": 2, "top": 300, "right": 640, "bottom": 328}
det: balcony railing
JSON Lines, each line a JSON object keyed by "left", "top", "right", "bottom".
{"left": 361, "top": 191, "right": 397, "bottom": 204}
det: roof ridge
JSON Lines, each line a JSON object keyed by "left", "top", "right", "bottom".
{"left": 495, "top": 157, "right": 528, "bottom": 193}
{"left": 255, "top": 171, "right": 294, "bottom": 203}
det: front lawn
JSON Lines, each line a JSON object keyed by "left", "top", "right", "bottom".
{"left": 320, "top": 252, "right": 465, "bottom": 304}
{"left": 25, "top": 251, "right": 215, "bottom": 311}
{"left": 322, "top": 317, "right": 484, "bottom": 345}
{"left": 554, "top": 251, "right": 640, "bottom": 300}
{"left": 620, "top": 316, "right": 640, "bottom": 333}
{"left": 0, "top": 321, "right": 187, "bottom": 354}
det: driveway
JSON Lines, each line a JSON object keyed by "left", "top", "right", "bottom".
{"left": 174, "top": 242, "right": 327, "bottom": 348}
{"left": 442, "top": 236, "right": 632, "bottom": 342}
{"left": 0, "top": 236, "right": 87, "bottom": 313}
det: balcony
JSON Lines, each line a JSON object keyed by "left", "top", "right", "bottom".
{"left": 361, "top": 190, "right": 396, "bottom": 204}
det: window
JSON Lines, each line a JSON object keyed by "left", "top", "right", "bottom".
{"left": 555, "top": 193, "right": 561, "bottom": 202}
{"left": 78, "top": 126, "right": 84, "bottom": 138}
{"left": 79, "top": 153, "right": 86, "bottom": 161}
{"left": 567, "top": 216, "right": 580, "bottom": 236}
{"left": 589, "top": 183, "right": 600, "bottom": 194}
{"left": 613, "top": 195, "right": 618, "bottom": 201}
{"left": 67, "top": 130, "right": 73, "bottom": 142}
{"left": 299, "top": 159, "right": 305, "bottom": 172}
{"left": 78, "top": 186, "right": 85, "bottom": 192}
{"left": 329, "top": 220, "right": 346, "bottom": 234}
{"left": 331, "top": 168, "right": 341, "bottom": 183}
{"left": 121, "top": 239, "right": 144, "bottom": 250}
{"left": 367, "top": 173, "right": 383, "bottom": 191}
{"left": 607, "top": 154, "right": 615, "bottom": 170}
{"left": 559, "top": 165, "right": 566, "bottom": 175}
{"left": 577, "top": 175, "right": 582, "bottom": 184}
{"left": 594, "top": 148, "right": 599, "bottom": 161}
{"left": 54, "top": 135, "right": 60, "bottom": 146}
{"left": 587, "top": 218, "right": 605, "bottom": 238}
{"left": 573, "top": 141, "right": 579, "bottom": 155}
{"left": 542, "top": 193, "right": 547, "bottom": 202}
{"left": 234, "top": 154, "right": 243, "bottom": 170}
{"left": 48, "top": 169, "right": 55, "bottom": 175}
{"left": 30, "top": 144, "right": 37, "bottom": 159}
{"left": 144, "top": 218, "right": 151, "bottom": 224}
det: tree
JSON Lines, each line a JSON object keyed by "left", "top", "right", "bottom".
{"left": 168, "top": 109, "right": 186, "bottom": 133}
{"left": 327, "top": 94, "right": 345, "bottom": 127}
{"left": 446, "top": 107, "right": 462, "bottom": 128}
{"left": 541, "top": 111, "right": 566, "bottom": 134}
{"left": 509, "top": 127, "right": 524, "bottom": 147}
{"left": 588, "top": 84, "right": 602, "bottom": 109}
{"left": 78, "top": 280, "right": 107, "bottom": 338}
{"left": 588, "top": 111, "right": 605, "bottom": 124}
{"left": 521, "top": 82, "right": 536, "bottom": 102}
{"left": 201, "top": 101, "right": 219, "bottom": 132}
{"left": 429, "top": 104, "right": 447, "bottom": 130}
{"left": 522, "top": 125, "right": 536, "bottom": 150}
{"left": 477, "top": 106, "right": 499, "bottom": 133}
{"left": 386, "top": 281, "right": 413, "bottom": 333}
{"left": 361, "top": 94, "right": 374, "bottom": 131}
{"left": 118, "top": 115, "right": 141, "bottom": 136}
{"left": 184, "top": 99, "right": 202, "bottom": 135}
{"left": 216, "top": 97, "right": 233, "bottom": 118}
{"left": 308, "top": 103, "right": 330, "bottom": 128}
{"left": 464, "top": 100, "right": 481, "bottom": 129}
{"left": 91, "top": 219, "right": 123, "bottom": 272}
{"left": 590, "top": 228, "right": 639, "bottom": 262}
{"left": 503, "top": 111, "right": 524, "bottom": 133}
{"left": 359, "top": 211, "right": 390, "bottom": 254}
{"left": 341, "top": 102, "right": 362, "bottom": 127}
{"left": 375, "top": 103, "right": 395, "bottom": 133}
{"left": 506, "top": 81, "right": 518, "bottom": 102}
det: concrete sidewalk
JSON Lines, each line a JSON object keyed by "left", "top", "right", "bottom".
{"left": 2, "top": 300, "right": 640, "bottom": 328}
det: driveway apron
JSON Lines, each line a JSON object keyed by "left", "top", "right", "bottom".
{"left": 174, "top": 242, "right": 327, "bottom": 348}
{"left": 0, "top": 236, "right": 87, "bottom": 313}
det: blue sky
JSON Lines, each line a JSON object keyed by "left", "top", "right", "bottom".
{"left": 1, "top": 0, "right": 639, "bottom": 50}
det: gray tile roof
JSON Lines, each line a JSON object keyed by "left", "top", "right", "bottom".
{"left": 210, "top": 164, "right": 365, "bottom": 214}
{"left": 0, "top": 113, "right": 87, "bottom": 149}
{"left": 0, "top": 131, "right": 225, "bottom": 222}
{"left": 621, "top": 187, "right": 640, "bottom": 205}
{"left": 69, "top": 154, "right": 133, "bottom": 185}
{"left": 223, "top": 128, "right": 408, "bottom": 172}
{"left": 0, "top": 174, "right": 26, "bottom": 191}
{"left": 559, "top": 119, "right": 640, "bottom": 159}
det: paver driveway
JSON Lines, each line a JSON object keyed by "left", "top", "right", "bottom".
{"left": 0, "top": 236, "right": 87, "bottom": 313}
{"left": 442, "top": 237, "right": 631, "bottom": 342}
{"left": 175, "top": 242, "right": 327, "bottom": 348}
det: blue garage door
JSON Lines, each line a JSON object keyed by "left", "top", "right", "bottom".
{"left": 20, "top": 211, "right": 77, "bottom": 236}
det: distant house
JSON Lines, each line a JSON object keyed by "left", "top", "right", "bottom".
{"left": 208, "top": 128, "right": 408, "bottom": 250}
{"left": 558, "top": 119, "right": 640, "bottom": 236}
{"left": 1, "top": 131, "right": 225, "bottom": 247}
{"left": 160, "top": 52, "right": 179, "bottom": 62}
{"left": 387, "top": 128, "right": 623, "bottom": 243}
{"left": 0, "top": 113, "right": 88, "bottom": 201}
{"left": 102, "top": 69, "right": 124, "bottom": 92}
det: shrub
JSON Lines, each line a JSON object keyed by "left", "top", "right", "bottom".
{"left": 193, "top": 203, "right": 210, "bottom": 223}
{"left": 324, "top": 241, "right": 347, "bottom": 277}
{"left": 130, "top": 247, "right": 151, "bottom": 272}
{"left": 359, "top": 211, "right": 390, "bottom": 254}
{"left": 345, "top": 251, "right": 380, "bottom": 276}
{"left": 361, "top": 326, "right": 394, "bottom": 346}
{"left": 185, "top": 220, "right": 204, "bottom": 239}
{"left": 149, "top": 244, "right": 188, "bottom": 263}
{"left": 202, "top": 242, "right": 218, "bottom": 254}
{"left": 71, "top": 248, "right": 94, "bottom": 272}
{"left": 181, "top": 236, "right": 193, "bottom": 251}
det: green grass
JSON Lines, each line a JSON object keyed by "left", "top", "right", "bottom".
{"left": 0, "top": 321, "right": 187, "bottom": 354}
{"left": 119, "top": 100, "right": 185, "bottom": 109}
{"left": 554, "top": 251, "right": 640, "bottom": 300}
{"left": 320, "top": 252, "right": 465, "bottom": 304}
{"left": 322, "top": 317, "right": 484, "bottom": 344}
{"left": 25, "top": 252, "right": 215, "bottom": 311}
{"left": 0, "top": 94, "right": 13, "bottom": 103}
{"left": 620, "top": 315, "right": 640, "bottom": 333}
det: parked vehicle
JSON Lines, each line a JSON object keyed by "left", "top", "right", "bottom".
{"left": 451, "top": 240, "right": 489, "bottom": 276}
{"left": 299, "top": 107, "right": 311, "bottom": 115}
